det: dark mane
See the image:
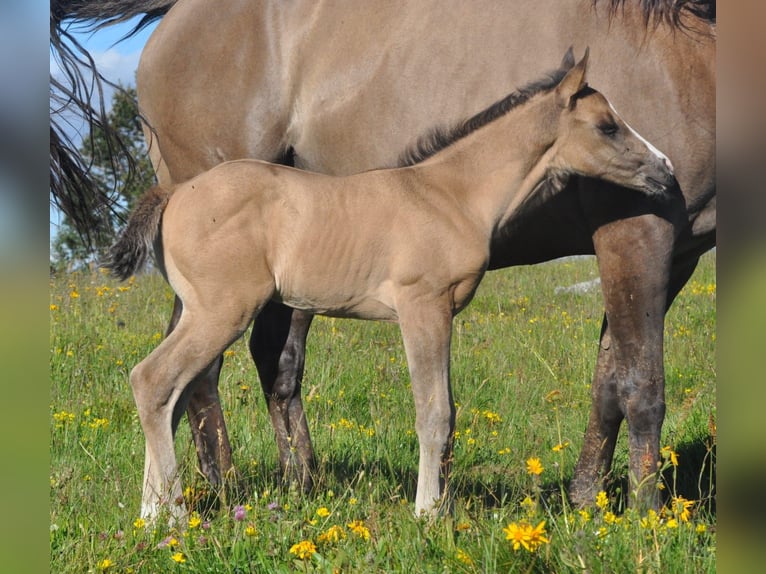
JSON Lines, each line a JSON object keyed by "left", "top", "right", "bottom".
{"left": 596, "top": 0, "right": 715, "bottom": 29}
{"left": 398, "top": 64, "right": 569, "bottom": 167}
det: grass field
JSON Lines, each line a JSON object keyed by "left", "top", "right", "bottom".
{"left": 49, "top": 251, "right": 716, "bottom": 573}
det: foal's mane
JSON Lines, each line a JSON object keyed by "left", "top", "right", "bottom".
{"left": 398, "top": 62, "right": 570, "bottom": 167}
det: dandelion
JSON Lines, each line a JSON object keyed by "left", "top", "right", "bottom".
{"left": 97, "top": 558, "right": 113, "bottom": 571}
{"left": 170, "top": 552, "right": 186, "bottom": 564}
{"left": 316, "top": 506, "right": 331, "bottom": 518}
{"left": 347, "top": 519, "right": 371, "bottom": 541}
{"left": 290, "top": 539, "right": 317, "bottom": 560}
{"left": 503, "top": 520, "right": 550, "bottom": 552}
{"left": 526, "top": 457, "right": 543, "bottom": 476}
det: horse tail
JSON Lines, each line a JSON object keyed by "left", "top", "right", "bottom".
{"left": 50, "top": 1, "right": 177, "bottom": 241}
{"left": 52, "top": 1, "right": 177, "bottom": 34}
{"left": 103, "top": 186, "right": 173, "bottom": 281}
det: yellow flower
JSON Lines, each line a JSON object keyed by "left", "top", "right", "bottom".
{"left": 552, "top": 441, "right": 570, "bottom": 452}
{"left": 456, "top": 548, "right": 474, "bottom": 566}
{"left": 640, "top": 509, "right": 660, "bottom": 530}
{"left": 347, "top": 520, "right": 371, "bottom": 541}
{"left": 696, "top": 523, "right": 707, "bottom": 534}
{"left": 603, "top": 511, "right": 617, "bottom": 525}
{"left": 671, "top": 496, "right": 694, "bottom": 523}
{"left": 578, "top": 509, "right": 591, "bottom": 524}
{"left": 170, "top": 552, "right": 186, "bottom": 564}
{"left": 97, "top": 558, "right": 113, "bottom": 571}
{"left": 661, "top": 445, "right": 679, "bottom": 467}
{"left": 70, "top": 290, "right": 79, "bottom": 299}
{"left": 349, "top": 497, "right": 358, "bottom": 505}
{"left": 132, "top": 517, "right": 146, "bottom": 529}
{"left": 50, "top": 304, "right": 59, "bottom": 311}
{"left": 482, "top": 409, "right": 502, "bottom": 424}
{"left": 503, "top": 520, "right": 550, "bottom": 552}
{"left": 188, "top": 513, "right": 202, "bottom": 529}
{"left": 665, "top": 518, "right": 679, "bottom": 529}
{"left": 290, "top": 540, "right": 317, "bottom": 560}
{"left": 520, "top": 495, "right": 536, "bottom": 515}
{"left": 526, "top": 457, "right": 543, "bottom": 475}
{"left": 596, "top": 491, "right": 609, "bottom": 510}
{"left": 316, "top": 506, "right": 331, "bottom": 518}
{"left": 245, "top": 524, "right": 257, "bottom": 537}
{"left": 317, "top": 525, "right": 346, "bottom": 544}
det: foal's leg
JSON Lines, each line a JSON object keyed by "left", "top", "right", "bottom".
{"left": 570, "top": 190, "right": 680, "bottom": 511}
{"left": 398, "top": 299, "right": 455, "bottom": 516}
{"left": 167, "top": 296, "right": 235, "bottom": 487}
{"left": 249, "top": 302, "right": 315, "bottom": 490}
{"left": 132, "top": 309, "right": 250, "bottom": 524}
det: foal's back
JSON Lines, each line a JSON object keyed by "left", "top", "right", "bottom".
{"left": 162, "top": 160, "right": 488, "bottom": 320}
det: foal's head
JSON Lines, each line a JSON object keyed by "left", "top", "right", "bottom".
{"left": 549, "top": 49, "right": 676, "bottom": 196}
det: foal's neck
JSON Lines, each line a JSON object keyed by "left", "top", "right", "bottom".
{"left": 416, "top": 95, "right": 559, "bottom": 235}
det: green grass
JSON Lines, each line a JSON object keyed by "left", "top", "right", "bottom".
{"left": 50, "top": 252, "right": 716, "bottom": 572}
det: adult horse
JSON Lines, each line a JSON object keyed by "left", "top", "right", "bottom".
{"left": 57, "top": 0, "right": 716, "bottom": 510}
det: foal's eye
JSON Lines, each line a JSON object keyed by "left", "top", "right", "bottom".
{"left": 598, "top": 122, "right": 618, "bottom": 136}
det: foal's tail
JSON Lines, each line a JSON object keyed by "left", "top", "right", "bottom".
{"left": 102, "top": 186, "right": 173, "bottom": 281}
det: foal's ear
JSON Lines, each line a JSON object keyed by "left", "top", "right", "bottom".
{"left": 555, "top": 47, "right": 590, "bottom": 108}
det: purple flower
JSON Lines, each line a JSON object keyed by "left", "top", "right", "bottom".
{"left": 233, "top": 505, "right": 246, "bottom": 521}
{"left": 202, "top": 520, "right": 211, "bottom": 530}
{"left": 267, "top": 501, "right": 279, "bottom": 511}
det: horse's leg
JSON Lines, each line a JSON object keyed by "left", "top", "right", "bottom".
{"left": 570, "top": 187, "right": 683, "bottom": 511}
{"left": 132, "top": 310, "right": 248, "bottom": 525}
{"left": 397, "top": 299, "right": 455, "bottom": 516}
{"left": 165, "top": 296, "right": 234, "bottom": 488}
{"left": 249, "top": 302, "right": 316, "bottom": 490}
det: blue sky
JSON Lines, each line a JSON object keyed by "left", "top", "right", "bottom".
{"left": 50, "top": 16, "right": 158, "bottom": 240}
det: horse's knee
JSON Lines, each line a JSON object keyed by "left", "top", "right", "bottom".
{"left": 620, "top": 373, "right": 666, "bottom": 434}
{"left": 129, "top": 361, "right": 153, "bottom": 411}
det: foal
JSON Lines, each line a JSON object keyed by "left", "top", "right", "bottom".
{"left": 106, "top": 49, "right": 675, "bottom": 523}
